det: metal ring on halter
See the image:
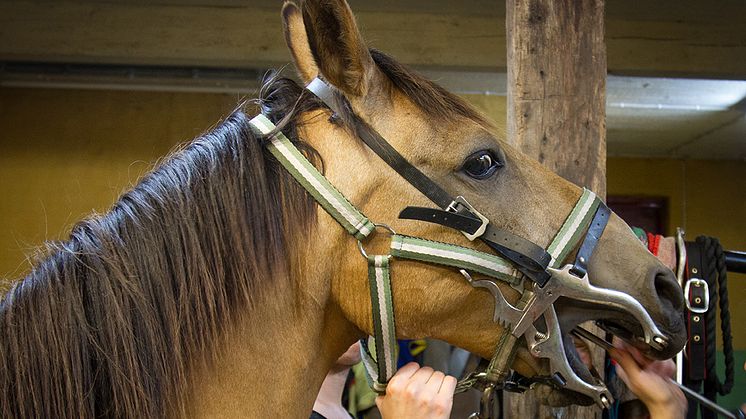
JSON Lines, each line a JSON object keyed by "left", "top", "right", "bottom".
{"left": 357, "top": 223, "right": 397, "bottom": 259}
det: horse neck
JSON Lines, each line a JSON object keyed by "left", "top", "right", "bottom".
{"left": 184, "top": 234, "right": 360, "bottom": 417}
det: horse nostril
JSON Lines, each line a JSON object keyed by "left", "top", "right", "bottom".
{"left": 654, "top": 270, "right": 685, "bottom": 313}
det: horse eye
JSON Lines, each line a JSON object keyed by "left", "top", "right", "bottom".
{"left": 461, "top": 150, "right": 502, "bottom": 179}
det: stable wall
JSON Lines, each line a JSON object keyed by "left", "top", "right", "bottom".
{"left": 1, "top": 87, "right": 744, "bottom": 354}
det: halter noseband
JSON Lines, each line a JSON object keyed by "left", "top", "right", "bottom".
{"left": 248, "top": 77, "right": 669, "bottom": 412}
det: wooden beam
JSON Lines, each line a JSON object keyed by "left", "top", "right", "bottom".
{"left": 505, "top": 0, "right": 606, "bottom": 417}
{"left": 0, "top": 1, "right": 504, "bottom": 70}
{"left": 1, "top": 1, "right": 745, "bottom": 79}
{"left": 506, "top": 0, "right": 607, "bottom": 195}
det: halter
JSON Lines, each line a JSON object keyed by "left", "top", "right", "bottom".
{"left": 248, "top": 78, "right": 669, "bottom": 413}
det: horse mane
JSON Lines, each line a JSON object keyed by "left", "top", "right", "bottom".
{"left": 0, "top": 74, "right": 324, "bottom": 418}
{"left": 369, "top": 49, "right": 491, "bottom": 127}
{"left": 0, "top": 49, "right": 483, "bottom": 418}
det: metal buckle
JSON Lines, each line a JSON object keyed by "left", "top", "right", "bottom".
{"left": 684, "top": 278, "right": 709, "bottom": 313}
{"left": 357, "top": 223, "right": 396, "bottom": 259}
{"left": 675, "top": 228, "right": 686, "bottom": 286}
{"left": 446, "top": 196, "right": 489, "bottom": 241}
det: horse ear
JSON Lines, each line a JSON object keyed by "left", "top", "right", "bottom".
{"left": 282, "top": 1, "right": 319, "bottom": 83}
{"left": 296, "top": 0, "right": 375, "bottom": 97}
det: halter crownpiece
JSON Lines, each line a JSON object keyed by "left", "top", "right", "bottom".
{"left": 248, "top": 77, "right": 670, "bottom": 412}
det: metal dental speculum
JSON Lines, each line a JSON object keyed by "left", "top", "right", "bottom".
{"left": 463, "top": 261, "right": 669, "bottom": 407}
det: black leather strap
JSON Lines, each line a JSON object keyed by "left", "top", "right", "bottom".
{"left": 353, "top": 118, "right": 454, "bottom": 209}
{"left": 684, "top": 241, "right": 708, "bottom": 419}
{"left": 686, "top": 242, "right": 707, "bottom": 380}
{"left": 399, "top": 206, "right": 552, "bottom": 283}
{"left": 399, "top": 206, "right": 483, "bottom": 234}
{"left": 569, "top": 203, "right": 611, "bottom": 277}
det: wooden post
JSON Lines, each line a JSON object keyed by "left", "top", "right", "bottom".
{"left": 505, "top": 0, "right": 606, "bottom": 418}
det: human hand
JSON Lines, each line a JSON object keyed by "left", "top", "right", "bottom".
{"left": 610, "top": 341, "right": 686, "bottom": 419}
{"left": 375, "top": 362, "right": 457, "bottom": 419}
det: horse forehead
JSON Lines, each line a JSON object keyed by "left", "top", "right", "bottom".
{"left": 382, "top": 107, "right": 485, "bottom": 152}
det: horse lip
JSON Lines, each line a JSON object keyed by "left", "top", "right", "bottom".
{"left": 555, "top": 299, "right": 677, "bottom": 360}
{"left": 596, "top": 319, "right": 669, "bottom": 360}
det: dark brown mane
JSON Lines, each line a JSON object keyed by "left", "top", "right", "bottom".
{"left": 0, "top": 48, "right": 483, "bottom": 418}
{"left": 370, "top": 49, "right": 491, "bottom": 127}
{"left": 0, "top": 74, "right": 321, "bottom": 418}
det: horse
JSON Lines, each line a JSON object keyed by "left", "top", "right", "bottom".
{"left": 0, "top": 0, "right": 686, "bottom": 417}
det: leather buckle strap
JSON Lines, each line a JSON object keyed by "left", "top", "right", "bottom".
{"left": 446, "top": 196, "right": 489, "bottom": 241}
{"left": 684, "top": 278, "right": 709, "bottom": 313}
{"left": 399, "top": 206, "right": 483, "bottom": 235}
{"left": 684, "top": 241, "right": 707, "bottom": 385}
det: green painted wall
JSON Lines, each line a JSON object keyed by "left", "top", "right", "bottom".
{"left": 0, "top": 87, "right": 238, "bottom": 288}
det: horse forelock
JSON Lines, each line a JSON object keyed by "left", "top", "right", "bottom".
{"left": 0, "top": 74, "right": 321, "bottom": 418}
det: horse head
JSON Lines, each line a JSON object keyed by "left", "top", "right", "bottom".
{"left": 280, "top": 0, "right": 686, "bottom": 407}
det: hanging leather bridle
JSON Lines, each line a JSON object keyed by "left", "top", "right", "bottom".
{"left": 249, "top": 77, "right": 671, "bottom": 417}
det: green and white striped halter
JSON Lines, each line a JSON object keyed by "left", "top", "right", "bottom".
{"left": 248, "top": 113, "right": 601, "bottom": 390}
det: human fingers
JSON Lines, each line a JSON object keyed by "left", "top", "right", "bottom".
{"left": 439, "top": 375, "right": 457, "bottom": 396}
{"left": 406, "top": 365, "right": 435, "bottom": 391}
{"left": 612, "top": 338, "right": 653, "bottom": 368}
{"left": 396, "top": 362, "right": 421, "bottom": 379}
{"left": 610, "top": 347, "right": 644, "bottom": 386}
{"left": 673, "top": 382, "right": 687, "bottom": 407}
{"left": 424, "top": 370, "right": 446, "bottom": 396}
{"left": 429, "top": 374, "right": 456, "bottom": 419}
{"left": 385, "top": 362, "right": 422, "bottom": 397}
